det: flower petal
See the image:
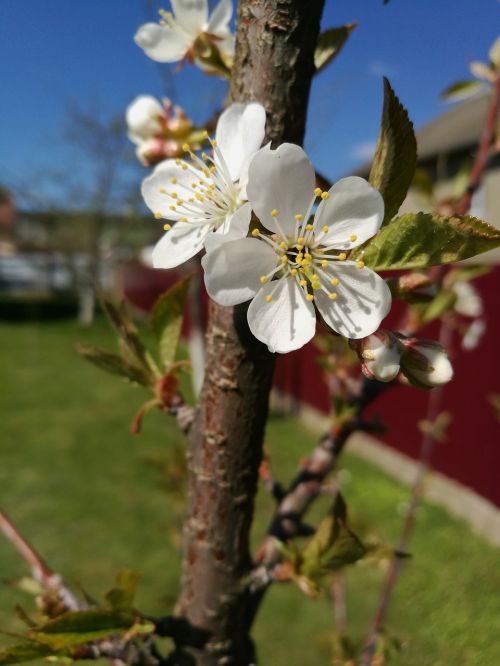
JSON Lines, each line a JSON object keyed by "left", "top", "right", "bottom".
{"left": 141, "top": 160, "right": 195, "bottom": 221}
{"left": 126, "top": 95, "right": 164, "bottom": 140}
{"left": 247, "top": 278, "right": 316, "bottom": 353}
{"left": 152, "top": 222, "right": 211, "bottom": 269}
{"left": 206, "top": 0, "right": 233, "bottom": 37}
{"left": 134, "top": 23, "right": 190, "bottom": 63}
{"left": 215, "top": 103, "right": 266, "bottom": 182}
{"left": 315, "top": 261, "right": 391, "bottom": 339}
{"left": 247, "top": 144, "right": 315, "bottom": 236}
{"left": 171, "top": 0, "right": 208, "bottom": 35}
{"left": 203, "top": 237, "right": 277, "bottom": 306}
{"left": 315, "top": 177, "right": 384, "bottom": 249}
{"left": 204, "top": 202, "right": 252, "bottom": 252}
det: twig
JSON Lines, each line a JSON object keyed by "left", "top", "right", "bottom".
{"left": 358, "top": 323, "right": 452, "bottom": 665}
{"left": 0, "top": 509, "right": 81, "bottom": 612}
{"left": 455, "top": 74, "right": 500, "bottom": 216}
{"left": 331, "top": 573, "right": 348, "bottom": 635}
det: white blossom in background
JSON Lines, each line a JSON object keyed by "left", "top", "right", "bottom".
{"left": 399, "top": 338, "right": 453, "bottom": 388}
{"left": 141, "top": 102, "right": 266, "bottom": 268}
{"left": 462, "top": 318, "right": 486, "bottom": 351}
{"left": 134, "top": 0, "right": 234, "bottom": 70}
{"left": 203, "top": 143, "right": 392, "bottom": 353}
{"left": 126, "top": 95, "right": 199, "bottom": 166}
{"left": 452, "top": 280, "right": 483, "bottom": 318}
{"left": 357, "top": 330, "right": 402, "bottom": 382}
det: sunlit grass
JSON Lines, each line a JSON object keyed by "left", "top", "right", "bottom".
{"left": 1, "top": 318, "right": 499, "bottom": 665}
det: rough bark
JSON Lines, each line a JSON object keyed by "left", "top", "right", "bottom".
{"left": 172, "top": 1, "right": 325, "bottom": 664}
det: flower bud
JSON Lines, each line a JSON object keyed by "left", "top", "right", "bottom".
{"left": 386, "top": 272, "right": 436, "bottom": 303}
{"left": 136, "top": 137, "right": 184, "bottom": 166}
{"left": 356, "top": 330, "right": 402, "bottom": 382}
{"left": 126, "top": 95, "right": 164, "bottom": 142}
{"left": 399, "top": 338, "right": 453, "bottom": 388}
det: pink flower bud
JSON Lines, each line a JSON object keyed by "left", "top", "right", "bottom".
{"left": 356, "top": 330, "right": 402, "bottom": 382}
{"left": 399, "top": 338, "right": 453, "bottom": 388}
{"left": 136, "top": 138, "right": 184, "bottom": 166}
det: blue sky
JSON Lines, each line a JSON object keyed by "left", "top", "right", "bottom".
{"left": 0, "top": 0, "right": 498, "bottom": 209}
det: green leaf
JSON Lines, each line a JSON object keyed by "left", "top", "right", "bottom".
{"left": 76, "top": 345, "right": 152, "bottom": 386}
{"left": 440, "top": 80, "right": 483, "bottom": 102}
{"left": 101, "top": 300, "right": 159, "bottom": 377}
{"left": 420, "top": 290, "right": 457, "bottom": 324}
{"left": 369, "top": 78, "right": 417, "bottom": 225}
{"left": 357, "top": 212, "right": 500, "bottom": 271}
{"left": 301, "top": 494, "right": 365, "bottom": 583}
{"left": 105, "top": 569, "right": 139, "bottom": 612}
{"left": 0, "top": 642, "right": 53, "bottom": 666}
{"left": 29, "top": 609, "right": 137, "bottom": 650}
{"left": 314, "top": 24, "right": 357, "bottom": 74}
{"left": 151, "top": 276, "right": 192, "bottom": 370}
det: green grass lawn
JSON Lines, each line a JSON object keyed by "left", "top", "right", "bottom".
{"left": 1, "top": 317, "right": 499, "bottom": 665}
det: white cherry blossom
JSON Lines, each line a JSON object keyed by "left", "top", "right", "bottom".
{"left": 134, "top": 0, "right": 234, "bottom": 67}
{"left": 203, "top": 143, "right": 392, "bottom": 353}
{"left": 141, "top": 102, "right": 266, "bottom": 269}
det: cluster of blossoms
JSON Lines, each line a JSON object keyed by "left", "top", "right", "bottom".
{"left": 355, "top": 330, "right": 453, "bottom": 388}
{"left": 134, "top": 0, "right": 234, "bottom": 75}
{"left": 126, "top": 95, "right": 204, "bottom": 167}
{"left": 142, "top": 101, "right": 393, "bottom": 353}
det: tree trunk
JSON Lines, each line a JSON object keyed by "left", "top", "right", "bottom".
{"left": 173, "top": 2, "right": 325, "bottom": 663}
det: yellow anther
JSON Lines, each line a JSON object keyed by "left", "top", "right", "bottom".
{"left": 203, "top": 169, "right": 210, "bottom": 177}
{"left": 202, "top": 129, "right": 209, "bottom": 139}
{"left": 330, "top": 277, "right": 339, "bottom": 286}
{"left": 306, "top": 224, "right": 314, "bottom": 231}
{"left": 350, "top": 234, "right": 357, "bottom": 242}
{"left": 182, "top": 143, "right": 189, "bottom": 152}
{"left": 188, "top": 197, "right": 195, "bottom": 203}
{"left": 180, "top": 217, "right": 188, "bottom": 223}
{"left": 314, "top": 187, "right": 322, "bottom": 196}
{"left": 260, "top": 275, "right": 268, "bottom": 284}
{"left": 175, "top": 158, "right": 181, "bottom": 165}
{"left": 169, "top": 205, "right": 176, "bottom": 211}
{"left": 306, "top": 294, "right": 314, "bottom": 302}
{"left": 201, "top": 152, "right": 208, "bottom": 160}
{"left": 210, "top": 165, "right": 216, "bottom": 172}
{"left": 279, "top": 241, "right": 287, "bottom": 250}
{"left": 266, "top": 294, "right": 273, "bottom": 303}
{"left": 304, "top": 252, "right": 311, "bottom": 260}
{"left": 171, "top": 192, "right": 178, "bottom": 198}
{"left": 339, "top": 253, "right": 347, "bottom": 261}
{"left": 163, "top": 224, "right": 171, "bottom": 231}
{"left": 251, "top": 228, "right": 260, "bottom": 237}
{"left": 170, "top": 177, "right": 177, "bottom": 184}
{"left": 322, "top": 225, "right": 329, "bottom": 234}
{"left": 210, "top": 139, "right": 217, "bottom": 147}
{"left": 357, "top": 260, "right": 365, "bottom": 269}
{"left": 181, "top": 164, "right": 188, "bottom": 170}
{"left": 290, "top": 268, "right": 298, "bottom": 276}
{"left": 177, "top": 200, "right": 184, "bottom": 205}
{"left": 329, "top": 292, "right": 338, "bottom": 300}
{"left": 159, "top": 188, "right": 166, "bottom": 194}
{"left": 299, "top": 279, "right": 307, "bottom": 287}
{"left": 154, "top": 212, "right": 162, "bottom": 219}
{"left": 321, "top": 191, "right": 330, "bottom": 200}
{"left": 281, "top": 256, "right": 288, "bottom": 264}
{"left": 296, "top": 244, "right": 304, "bottom": 251}
{"left": 271, "top": 209, "right": 279, "bottom": 217}
{"left": 297, "top": 236, "right": 305, "bottom": 244}
{"left": 191, "top": 182, "right": 197, "bottom": 188}
{"left": 321, "top": 260, "right": 328, "bottom": 268}
{"left": 312, "top": 282, "right": 320, "bottom": 289}
{"left": 295, "top": 214, "right": 303, "bottom": 222}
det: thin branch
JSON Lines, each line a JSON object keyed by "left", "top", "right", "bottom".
{"left": 455, "top": 74, "right": 500, "bottom": 216}
{"left": 358, "top": 323, "right": 452, "bottom": 665}
{"left": 0, "top": 510, "right": 81, "bottom": 612}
